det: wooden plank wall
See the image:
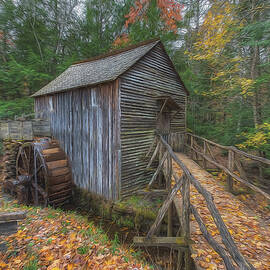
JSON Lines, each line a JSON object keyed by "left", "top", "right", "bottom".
{"left": 34, "top": 81, "right": 120, "bottom": 200}
{"left": 0, "top": 120, "right": 50, "bottom": 140}
{"left": 119, "top": 43, "right": 187, "bottom": 197}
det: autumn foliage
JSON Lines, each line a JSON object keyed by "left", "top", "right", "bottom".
{"left": 0, "top": 204, "right": 151, "bottom": 270}
{"left": 125, "top": 0, "right": 183, "bottom": 31}
{"left": 113, "top": 0, "right": 183, "bottom": 47}
{"left": 113, "top": 34, "right": 130, "bottom": 47}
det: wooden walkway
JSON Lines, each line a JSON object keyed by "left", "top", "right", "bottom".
{"left": 173, "top": 153, "right": 270, "bottom": 270}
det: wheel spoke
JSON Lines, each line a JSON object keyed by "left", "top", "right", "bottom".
{"left": 24, "top": 150, "right": 30, "bottom": 172}
{"left": 34, "top": 164, "right": 43, "bottom": 175}
{"left": 21, "top": 150, "right": 29, "bottom": 174}
{"left": 18, "top": 167, "right": 26, "bottom": 175}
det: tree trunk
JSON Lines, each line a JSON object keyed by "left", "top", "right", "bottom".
{"left": 250, "top": 0, "right": 262, "bottom": 128}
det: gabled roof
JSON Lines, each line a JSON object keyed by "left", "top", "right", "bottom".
{"left": 32, "top": 39, "right": 189, "bottom": 97}
{"left": 32, "top": 40, "right": 160, "bottom": 97}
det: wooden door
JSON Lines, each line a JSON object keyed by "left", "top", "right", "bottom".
{"left": 156, "top": 111, "right": 171, "bottom": 135}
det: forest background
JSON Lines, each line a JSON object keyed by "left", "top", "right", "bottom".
{"left": 0, "top": 0, "right": 269, "bottom": 157}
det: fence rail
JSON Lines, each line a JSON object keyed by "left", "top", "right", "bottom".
{"left": 185, "top": 133, "right": 270, "bottom": 200}
{"left": 134, "top": 134, "right": 256, "bottom": 270}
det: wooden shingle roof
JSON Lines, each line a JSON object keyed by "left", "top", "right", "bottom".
{"left": 32, "top": 40, "right": 160, "bottom": 97}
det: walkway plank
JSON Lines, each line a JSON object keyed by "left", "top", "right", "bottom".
{"left": 173, "top": 153, "right": 270, "bottom": 270}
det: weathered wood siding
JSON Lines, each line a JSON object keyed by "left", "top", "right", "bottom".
{"left": 35, "top": 81, "right": 121, "bottom": 200}
{"left": 0, "top": 120, "right": 50, "bottom": 140}
{"left": 119, "top": 43, "right": 187, "bottom": 197}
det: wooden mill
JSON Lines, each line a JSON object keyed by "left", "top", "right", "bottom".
{"left": 1, "top": 39, "right": 268, "bottom": 269}
{"left": 32, "top": 39, "right": 188, "bottom": 201}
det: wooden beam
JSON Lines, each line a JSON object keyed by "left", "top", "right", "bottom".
{"left": 0, "top": 221, "right": 18, "bottom": 235}
{"left": 227, "top": 149, "right": 234, "bottom": 193}
{"left": 159, "top": 136, "right": 255, "bottom": 270}
{"left": 148, "top": 151, "right": 168, "bottom": 188}
{"left": 0, "top": 211, "right": 26, "bottom": 222}
{"left": 235, "top": 156, "right": 248, "bottom": 181}
{"left": 231, "top": 146, "right": 270, "bottom": 166}
{"left": 191, "top": 204, "right": 235, "bottom": 270}
{"left": 173, "top": 196, "right": 182, "bottom": 225}
{"left": 167, "top": 154, "right": 173, "bottom": 237}
{"left": 187, "top": 133, "right": 270, "bottom": 166}
{"left": 145, "top": 137, "right": 156, "bottom": 158}
{"left": 181, "top": 175, "right": 192, "bottom": 270}
{"left": 133, "top": 236, "right": 192, "bottom": 249}
{"left": 206, "top": 142, "right": 217, "bottom": 163}
{"left": 187, "top": 133, "right": 229, "bottom": 150}
{"left": 156, "top": 98, "right": 169, "bottom": 120}
{"left": 185, "top": 144, "right": 270, "bottom": 200}
{"left": 136, "top": 189, "right": 168, "bottom": 197}
{"left": 147, "top": 175, "right": 184, "bottom": 238}
{"left": 146, "top": 142, "right": 160, "bottom": 169}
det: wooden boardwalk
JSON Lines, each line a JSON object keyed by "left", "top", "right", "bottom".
{"left": 173, "top": 153, "right": 270, "bottom": 270}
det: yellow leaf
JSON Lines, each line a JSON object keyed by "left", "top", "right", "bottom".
{"left": 40, "top": 246, "right": 50, "bottom": 252}
{"left": 207, "top": 263, "right": 218, "bottom": 270}
{"left": 0, "top": 261, "right": 7, "bottom": 267}
{"left": 70, "top": 232, "right": 77, "bottom": 241}
{"left": 197, "top": 249, "right": 205, "bottom": 256}
{"left": 253, "top": 262, "right": 262, "bottom": 267}
{"left": 67, "top": 264, "right": 75, "bottom": 270}
{"left": 45, "top": 254, "right": 54, "bottom": 261}
{"left": 191, "top": 253, "right": 197, "bottom": 259}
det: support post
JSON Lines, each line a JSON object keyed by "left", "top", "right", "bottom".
{"left": 203, "top": 141, "right": 207, "bottom": 169}
{"left": 182, "top": 175, "right": 191, "bottom": 270}
{"left": 190, "top": 135, "right": 194, "bottom": 160}
{"left": 147, "top": 141, "right": 160, "bottom": 169}
{"left": 158, "top": 140, "right": 164, "bottom": 187}
{"left": 167, "top": 155, "right": 173, "bottom": 237}
{"left": 227, "top": 149, "right": 235, "bottom": 193}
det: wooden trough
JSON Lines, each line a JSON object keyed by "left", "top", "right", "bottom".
{"left": 0, "top": 211, "right": 26, "bottom": 235}
{"left": 0, "top": 119, "right": 51, "bottom": 140}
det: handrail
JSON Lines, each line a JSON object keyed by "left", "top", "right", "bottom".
{"left": 138, "top": 135, "right": 257, "bottom": 269}
{"left": 186, "top": 144, "right": 270, "bottom": 200}
{"left": 187, "top": 133, "right": 229, "bottom": 150}
{"left": 187, "top": 133, "right": 270, "bottom": 165}
{"left": 158, "top": 135, "right": 255, "bottom": 270}
{"left": 186, "top": 133, "right": 270, "bottom": 199}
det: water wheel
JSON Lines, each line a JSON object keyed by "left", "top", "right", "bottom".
{"left": 16, "top": 138, "right": 72, "bottom": 207}
{"left": 16, "top": 142, "right": 34, "bottom": 177}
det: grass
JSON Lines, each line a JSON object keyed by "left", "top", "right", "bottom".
{"left": 23, "top": 259, "right": 39, "bottom": 270}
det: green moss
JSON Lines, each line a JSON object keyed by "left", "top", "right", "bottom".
{"left": 74, "top": 188, "right": 163, "bottom": 232}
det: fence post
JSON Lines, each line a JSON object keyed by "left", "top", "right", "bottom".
{"left": 227, "top": 149, "right": 235, "bottom": 193}
{"left": 203, "top": 140, "right": 207, "bottom": 169}
{"left": 190, "top": 135, "right": 194, "bottom": 160}
{"left": 158, "top": 141, "right": 164, "bottom": 186}
{"left": 182, "top": 175, "right": 191, "bottom": 270}
{"left": 167, "top": 154, "right": 173, "bottom": 237}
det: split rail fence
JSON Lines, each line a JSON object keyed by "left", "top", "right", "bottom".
{"left": 185, "top": 133, "right": 270, "bottom": 200}
{"left": 134, "top": 134, "right": 257, "bottom": 270}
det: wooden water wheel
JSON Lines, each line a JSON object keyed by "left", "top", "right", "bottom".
{"left": 16, "top": 138, "right": 72, "bottom": 207}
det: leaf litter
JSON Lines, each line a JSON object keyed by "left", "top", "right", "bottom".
{"left": 172, "top": 153, "right": 270, "bottom": 270}
{"left": 0, "top": 201, "right": 152, "bottom": 270}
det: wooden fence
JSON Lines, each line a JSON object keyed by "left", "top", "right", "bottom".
{"left": 0, "top": 119, "right": 51, "bottom": 140}
{"left": 134, "top": 135, "right": 256, "bottom": 270}
{"left": 185, "top": 133, "right": 270, "bottom": 200}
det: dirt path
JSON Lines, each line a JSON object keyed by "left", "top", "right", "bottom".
{"left": 173, "top": 153, "right": 270, "bottom": 270}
